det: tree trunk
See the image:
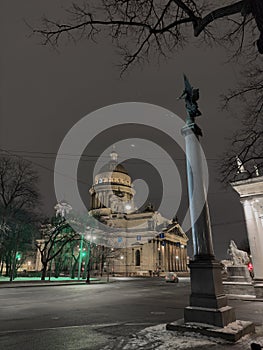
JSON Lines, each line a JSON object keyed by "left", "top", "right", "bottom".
{"left": 86, "top": 260, "right": 91, "bottom": 284}
{"left": 9, "top": 252, "right": 17, "bottom": 282}
{"left": 54, "top": 259, "right": 60, "bottom": 278}
{"left": 41, "top": 263, "right": 48, "bottom": 281}
{"left": 70, "top": 258, "right": 78, "bottom": 279}
{"left": 5, "top": 256, "right": 10, "bottom": 277}
{"left": 0, "top": 260, "right": 3, "bottom": 275}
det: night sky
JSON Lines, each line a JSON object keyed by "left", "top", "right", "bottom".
{"left": 0, "top": 1, "right": 248, "bottom": 259}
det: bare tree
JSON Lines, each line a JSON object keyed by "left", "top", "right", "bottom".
{"left": 0, "top": 155, "right": 40, "bottom": 280}
{"left": 221, "top": 63, "right": 263, "bottom": 182}
{"left": 0, "top": 155, "right": 39, "bottom": 216}
{"left": 32, "top": 1, "right": 263, "bottom": 181}
{"left": 32, "top": 0, "right": 263, "bottom": 71}
{"left": 36, "top": 217, "right": 79, "bottom": 280}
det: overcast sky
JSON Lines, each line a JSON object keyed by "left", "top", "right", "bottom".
{"left": 0, "top": 1, "right": 249, "bottom": 259}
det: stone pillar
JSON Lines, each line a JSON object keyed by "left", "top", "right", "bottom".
{"left": 241, "top": 199, "right": 263, "bottom": 298}
{"left": 169, "top": 243, "right": 172, "bottom": 271}
{"left": 172, "top": 244, "right": 175, "bottom": 271}
{"left": 242, "top": 199, "right": 263, "bottom": 281}
{"left": 182, "top": 124, "right": 214, "bottom": 260}
{"left": 181, "top": 123, "right": 236, "bottom": 327}
{"left": 179, "top": 247, "right": 183, "bottom": 271}
{"left": 175, "top": 246, "right": 178, "bottom": 271}
{"left": 167, "top": 243, "right": 170, "bottom": 271}
{"left": 185, "top": 248, "right": 187, "bottom": 271}
{"left": 164, "top": 241, "right": 169, "bottom": 271}
{"left": 161, "top": 244, "right": 164, "bottom": 271}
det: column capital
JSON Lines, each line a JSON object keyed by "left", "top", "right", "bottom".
{"left": 240, "top": 196, "right": 263, "bottom": 216}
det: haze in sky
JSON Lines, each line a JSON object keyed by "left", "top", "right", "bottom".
{"left": 0, "top": 1, "right": 248, "bottom": 259}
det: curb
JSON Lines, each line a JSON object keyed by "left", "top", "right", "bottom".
{"left": 0, "top": 279, "right": 117, "bottom": 288}
{"left": 227, "top": 294, "right": 263, "bottom": 302}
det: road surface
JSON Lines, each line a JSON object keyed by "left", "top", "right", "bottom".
{"left": 0, "top": 277, "right": 262, "bottom": 349}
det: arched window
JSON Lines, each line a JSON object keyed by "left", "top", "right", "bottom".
{"left": 135, "top": 250, "right": 141, "bottom": 266}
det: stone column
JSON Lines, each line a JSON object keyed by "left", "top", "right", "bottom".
{"left": 167, "top": 243, "right": 170, "bottom": 271}
{"left": 172, "top": 244, "right": 175, "bottom": 271}
{"left": 170, "top": 243, "right": 173, "bottom": 271}
{"left": 184, "top": 248, "right": 187, "bottom": 271}
{"left": 179, "top": 247, "right": 183, "bottom": 271}
{"left": 242, "top": 199, "right": 263, "bottom": 281}
{"left": 242, "top": 199, "right": 263, "bottom": 298}
{"left": 182, "top": 248, "right": 186, "bottom": 271}
{"left": 182, "top": 124, "right": 214, "bottom": 260}
{"left": 181, "top": 123, "right": 236, "bottom": 327}
{"left": 164, "top": 241, "right": 169, "bottom": 271}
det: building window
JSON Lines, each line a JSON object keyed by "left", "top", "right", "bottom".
{"left": 135, "top": 250, "right": 141, "bottom": 266}
{"left": 148, "top": 220, "right": 154, "bottom": 230}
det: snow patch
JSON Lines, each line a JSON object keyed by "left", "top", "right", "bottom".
{"left": 102, "top": 324, "right": 263, "bottom": 350}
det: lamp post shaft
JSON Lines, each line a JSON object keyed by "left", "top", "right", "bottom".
{"left": 78, "top": 234, "right": 84, "bottom": 280}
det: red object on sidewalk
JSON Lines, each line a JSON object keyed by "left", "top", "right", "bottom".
{"left": 248, "top": 262, "right": 253, "bottom": 272}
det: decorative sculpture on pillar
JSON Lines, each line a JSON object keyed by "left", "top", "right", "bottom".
{"left": 226, "top": 240, "right": 252, "bottom": 283}
{"left": 228, "top": 240, "right": 250, "bottom": 265}
{"left": 178, "top": 75, "right": 202, "bottom": 136}
{"left": 179, "top": 75, "right": 202, "bottom": 122}
{"left": 54, "top": 200, "right": 72, "bottom": 218}
{"left": 236, "top": 157, "right": 247, "bottom": 174}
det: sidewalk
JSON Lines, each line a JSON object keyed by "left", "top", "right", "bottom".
{"left": 0, "top": 276, "right": 116, "bottom": 288}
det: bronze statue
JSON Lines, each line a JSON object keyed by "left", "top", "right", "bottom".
{"left": 179, "top": 75, "right": 202, "bottom": 124}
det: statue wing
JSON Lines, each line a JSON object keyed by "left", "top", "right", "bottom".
{"left": 193, "top": 88, "right": 199, "bottom": 102}
{"left": 183, "top": 74, "right": 193, "bottom": 96}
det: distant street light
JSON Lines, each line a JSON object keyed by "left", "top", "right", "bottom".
{"left": 16, "top": 252, "right": 21, "bottom": 261}
{"left": 85, "top": 227, "right": 96, "bottom": 284}
{"left": 77, "top": 234, "right": 84, "bottom": 280}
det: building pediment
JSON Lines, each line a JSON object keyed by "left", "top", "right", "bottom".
{"left": 163, "top": 222, "right": 188, "bottom": 241}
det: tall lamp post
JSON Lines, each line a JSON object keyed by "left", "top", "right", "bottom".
{"left": 85, "top": 227, "right": 96, "bottom": 284}
{"left": 77, "top": 233, "right": 84, "bottom": 281}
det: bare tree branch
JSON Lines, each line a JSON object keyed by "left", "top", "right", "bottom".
{"left": 31, "top": 0, "right": 263, "bottom": 72}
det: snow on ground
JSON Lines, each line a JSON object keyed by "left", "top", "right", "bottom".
{"left": 103, "top": 324, "right": 263, "bottom": 350}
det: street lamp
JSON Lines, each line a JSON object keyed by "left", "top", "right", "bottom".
{"left": 16, "top": 252, "right": 21, "bottom": 261}
{"left": 77, "top": 234, "right": 84, "bottom": 280}
{"left": 85, "top": 227, "right": 96, "bottom": 284}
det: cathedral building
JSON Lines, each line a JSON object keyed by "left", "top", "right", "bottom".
{"left": 89, "top": 150, "right": 189, "bottom": 276}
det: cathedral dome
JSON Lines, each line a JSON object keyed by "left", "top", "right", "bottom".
{"left": 89, "top": 149, "right": 135, "bottom": 212}
{"left": 99, "top": 161, "right": 128, "bottom": 175}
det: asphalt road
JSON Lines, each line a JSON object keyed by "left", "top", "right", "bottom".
{"left": 0, "top": 277, "right": 262, "bottom": 350}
